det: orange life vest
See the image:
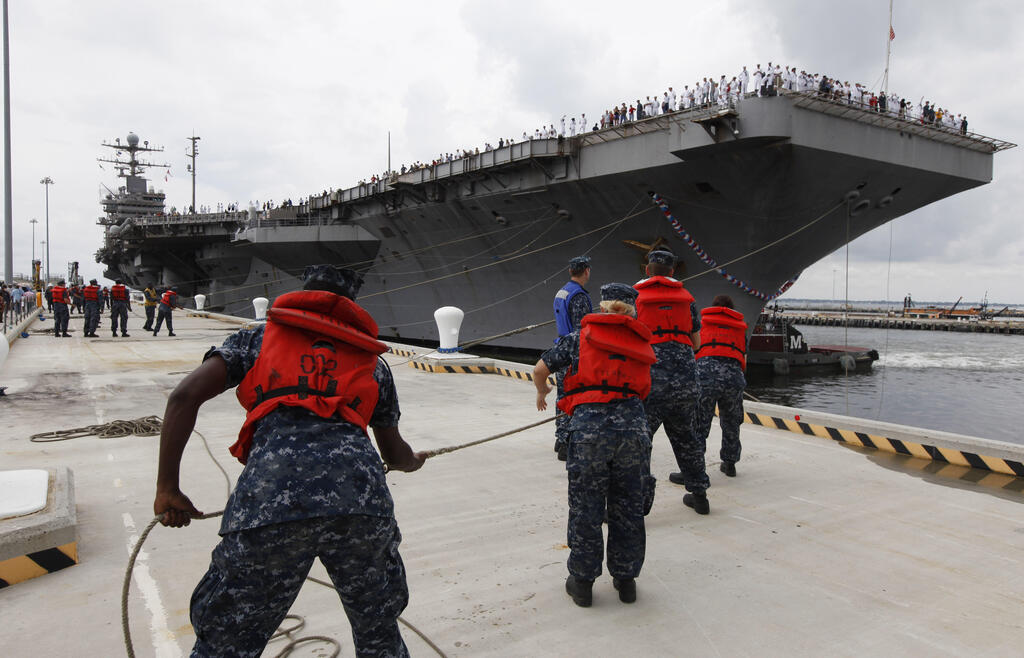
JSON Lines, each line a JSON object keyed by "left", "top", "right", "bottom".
{"left": 111, "top": 284, "right": 129, "bottom": 301}
{"left": 51, "top": 285, "right": 68, "bottom": 304}
{"left": 695, "top": 306, "right": 748, "bottom": 370}
{"left": 231, "top": 290, "right": 388, "bottom": 464}
{"left": 83, "top": 285, "right": 99, "bottom": 301}
{"left": 634, "top": 276, "right": 695, "bottom": 346}
{"left": 160, "top": 290, "right": 176, "bottom": 306}
{"left": 557, "top": 313, "right": 656, "bottom": 416}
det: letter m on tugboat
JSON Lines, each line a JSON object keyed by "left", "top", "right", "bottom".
{"left": 747, "top": 308, "right": 879, "bottom": 376}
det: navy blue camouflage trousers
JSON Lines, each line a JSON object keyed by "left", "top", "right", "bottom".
{"left": 645, "top": 398, "right": 709, "bottom": 494}
{"left": 695, "top": 357, "right": 747, "bottom": 464}
{"left": 566, "top": 430, "right": 647, "bottom": 581}
{"left": 190, "top": 514, "right": 409, "bottom": 658}
{"left": 553, "top": 367, "right": 569, "bottom": 451}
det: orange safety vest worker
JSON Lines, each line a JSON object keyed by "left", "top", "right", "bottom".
{"left": 232, "top": 290, "right": 388, "bottom": 464}
{"left": 160, "top": 290, "right": 177, "bottom": 306}
{"left": 83, "top": 285, "right": 99, "bottom": 301}
{"left": 633, "top": 276, "right": 695, "bottom": 346}
{"left": 111, "top": 284, "right": 129, "bottom": 301}
{"left": 558, "top": 313, "right": 656, "bottom": 416}
{"left": 51, "top": 285, "right": 69, "bottom": 305}
{"left": 695, "top": 306, "right": 749, "bottom": 370}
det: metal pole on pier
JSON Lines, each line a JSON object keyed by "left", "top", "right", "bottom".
{"left": 3, "top": 0, "right": 13, "bottom": 283}
{"left": 186, "top": 134, "right": 200, "bottom": 214}
{"left": 40, "top": 176, "right": 52, "bottom": 283}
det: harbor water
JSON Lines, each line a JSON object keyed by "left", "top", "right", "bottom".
{"left": 746, "top": 324, "right": 1024, "bottom": 445}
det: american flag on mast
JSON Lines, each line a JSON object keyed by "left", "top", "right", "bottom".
{"left": 890, "top": 26, "right": 895, "bottom": 40}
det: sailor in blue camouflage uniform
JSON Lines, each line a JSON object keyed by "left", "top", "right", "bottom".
{"left": 552, "top": 255, "right": 593, "bottom": 461}
{"left": 154, "top": 264, "right": 426, "bottom": 658}
{"left": 694, "top": 294, "right": 749, "bottom": 477}
{"left": 534, "top": 283, "right": 654, "bottom": 607}
{"left": 634, "top": 250, "right": 710, "bottom": 515}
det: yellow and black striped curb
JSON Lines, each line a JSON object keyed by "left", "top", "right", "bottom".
{"left": 743, "top": 411, "right": 1024, "bottom": 477}
{"left": 387, "top": 346, "right": 420, "bottom": 358}
{"left": 410, "top": 361, "right": 492, "bottom": 374}
{"left": 399, "top": 354, "right": 557, "bottom": 386}
{"left": 0, "top": 542, "right": 78, "bottom": 588}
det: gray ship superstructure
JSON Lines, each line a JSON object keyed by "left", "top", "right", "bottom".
{"left": 96, "top": 91, "right": 1014, "bottom": 350}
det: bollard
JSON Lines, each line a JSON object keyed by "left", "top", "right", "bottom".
{"left": 253, "top": 297, "right": 269, "bottom": 320}
{"left": 434, "top": 306, "right": 464, "bottom": 354}
{"left": 0, "top": 333, "right": 8, "bottom": 371}
{"left": 194, "top": 294, "right": 206, "bottom": 311}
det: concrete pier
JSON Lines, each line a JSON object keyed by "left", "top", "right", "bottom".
{"left": 1, "top": 309, "right": 1022, "bottom": 656}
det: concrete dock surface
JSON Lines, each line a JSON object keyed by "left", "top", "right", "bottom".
{"left": 2, "top": 310, "right": 1023, "bottom": 657}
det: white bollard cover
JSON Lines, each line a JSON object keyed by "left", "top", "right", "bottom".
{"left": 253, "top": 297, "right": 269, "bottom": 320}
{"left": 434, "top": 306, "right": 464, "bottom": 353}
{"left": 194, "top": 294, "right": 207, "bottom": 311}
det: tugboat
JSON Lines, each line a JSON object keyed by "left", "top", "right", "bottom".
{"left": 747, "top": 309, "right": 879, "bottom": 375}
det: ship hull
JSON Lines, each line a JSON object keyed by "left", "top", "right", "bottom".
{"left": 98, "top": 93, "right": 1005, "bottom": 351}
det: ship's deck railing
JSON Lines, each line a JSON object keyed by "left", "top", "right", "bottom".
{"left": 299, "top": 87, "right": 1012, "bottom": 215}
{"left": 781, "top": 89, "right": 1016, "bottom": 153}
{"left": 125, "top": 210, "right": 249, "bottom": 227}
{"left": 306, "top": 138, "right": 570, "bottom": 211}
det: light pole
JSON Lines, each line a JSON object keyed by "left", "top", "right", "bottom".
{"left": 40, "top": 240, "right": 45, "bottom": 281}
{"left": 29, "top": 218, "right": 37, "bottom": 262}
{"left": 3, "top": 0, "right": 13, "bottom": 284}
{"left": 40, "top": 176, "right": 52, "bottom": 282}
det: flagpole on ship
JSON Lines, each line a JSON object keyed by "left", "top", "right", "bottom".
{"left": 883, "top": 0, "right": 893, "bottom": 96}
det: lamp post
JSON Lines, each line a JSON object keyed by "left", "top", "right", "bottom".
{"left": 40, "top": 176, "right": 52, "bottom": 283}
{"left": 40, "top": 239, "right": 45, "bottom": 281}
{"left": 29, "top": 218, "right": 37, "bottom": 262}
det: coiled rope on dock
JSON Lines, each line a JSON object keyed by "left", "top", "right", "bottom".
{"left": 121, "top": 410, "right": 556, "bottom": 657}
{"left": 30, "top": 416, "right": 163, "bottom": 442}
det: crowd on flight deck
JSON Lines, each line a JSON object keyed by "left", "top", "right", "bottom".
{"left": 151, "top": 250, "right": 750, "bottom": 655}
{"left": 36, "top": 279, "right": 181, "bottom": 338}
{"left": 337, "top": 62, "right": 972, "bottom": 191}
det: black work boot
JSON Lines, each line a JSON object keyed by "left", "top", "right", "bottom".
{"left": 683, "top": 492, "right": 710, "bottom": 515}
{"left": 720, "top": 461, "right": 737, "bottom": 477}
{"left": 613, "top": 577, "right": 637, "bottom": 603}
{"left": 565, "top": 575, "right": 593, "bottom": 607}
{"left": 668, "top": 472, "right": 685, "bottom": 485}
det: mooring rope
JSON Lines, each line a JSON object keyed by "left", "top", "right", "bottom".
{"left": 387, "top": 319, "right": 556, "bottom": 368}
{"left": 120, "top": 411, "right": 554, "bottom": 657}
{"left": 422, "top": 414, "right": 560, "bottom": 458}
{"left": 30, "top": 416, "right": 163, "bottom": 442}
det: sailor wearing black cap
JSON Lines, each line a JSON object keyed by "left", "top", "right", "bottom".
{"left": 154, "top": 264, "right": 426, "bottom": 657}
{"left": 551, "top": 255, "right": 594, "bottom": 461}
{"left": 634, "top": 250, "right": 710, "bottom": 515}
{"left": 535, "top": 282, "right": 655, "bottom": 607}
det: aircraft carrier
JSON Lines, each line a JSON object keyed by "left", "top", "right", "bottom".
{"left": 95, "top": 89, "right": 1015, "bottom": 350}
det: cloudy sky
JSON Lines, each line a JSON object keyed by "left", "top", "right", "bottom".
{"left": 1, "top": 0, "right": 1021, "bottom": 304}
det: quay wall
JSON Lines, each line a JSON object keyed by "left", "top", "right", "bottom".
{"left": 785, "top": 313, "right": 1024, "bottom": 335}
